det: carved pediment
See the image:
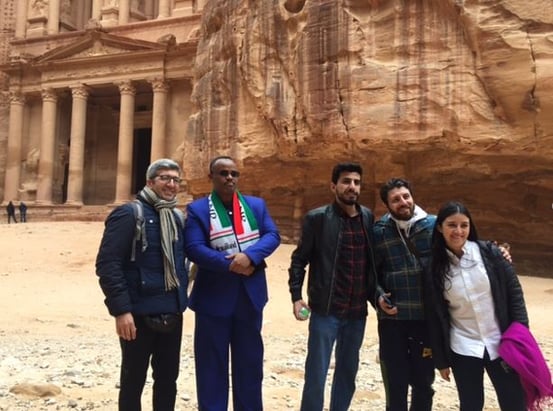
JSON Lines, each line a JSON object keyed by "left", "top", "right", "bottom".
{"left": 72, "top": 40, "right": 128, "bottom": 58}
{"left": 35, "top": 30, "right": 167, "bottom": 64}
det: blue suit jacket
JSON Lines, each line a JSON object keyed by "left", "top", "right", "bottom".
{"left": 184, "top": 195, "right": 280, "bottom": 316}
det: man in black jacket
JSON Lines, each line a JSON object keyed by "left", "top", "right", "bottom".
{"left": 6, "top": 201, "right": 17, "bottom": 223}
{"left": 288, "top": 162, "right": 377, "bottom": 411}
{"left": 96, "top": 158, "right": 189, "bottom": 411}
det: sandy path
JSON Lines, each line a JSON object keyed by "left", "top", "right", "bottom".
{"left": 0, "top": 222, "right": 552, "bottom": 410}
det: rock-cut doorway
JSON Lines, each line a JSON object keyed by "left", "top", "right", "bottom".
{"left": 132, "top": 128, "right": 152, "bottom": 195}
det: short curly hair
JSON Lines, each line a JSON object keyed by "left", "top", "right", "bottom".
{"left": 379, "top": 178, "right": 412, "bottom": 206}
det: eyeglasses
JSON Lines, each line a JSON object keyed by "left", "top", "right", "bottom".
{"left": 218, "top": 170, "right": 240, "bottom": 178}
{"left": 156, "top": 175, "right": 182, "bottom": 184}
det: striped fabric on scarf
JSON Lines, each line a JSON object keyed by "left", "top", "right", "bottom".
{"left": 139, "top": 187, "right": 180, "bottom": 291}
{"left": 208, "top": 191, "right": 259, "bottom": 255}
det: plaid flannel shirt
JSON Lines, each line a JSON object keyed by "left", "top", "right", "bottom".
{"left": 373, "top": 213, "right": 436, "bottom": 321}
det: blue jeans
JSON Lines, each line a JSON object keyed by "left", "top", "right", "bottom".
{"left": 300, "top": 313, "right": 366, "bottom": 411}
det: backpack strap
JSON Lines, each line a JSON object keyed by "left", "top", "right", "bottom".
{"left": 130, "top": 199, "right": 148, "bottom": 262}
{"left": 129, "top": 200, "right": 185, "bottom": 262}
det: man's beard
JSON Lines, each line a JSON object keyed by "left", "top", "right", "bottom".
{"left": 341, "top": 198, "right": 357, "bottom": 206}
{"left": 390, "top": 205, "right": 415, "bottom": 221}
{"left": 337, "top": 192, "right": 358, "bottom": 206}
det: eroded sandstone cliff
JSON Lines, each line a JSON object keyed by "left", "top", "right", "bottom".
{"left": 181, "top": 0, "right": 553, "bottom": 269}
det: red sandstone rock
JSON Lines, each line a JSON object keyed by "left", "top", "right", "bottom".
{"left": 182, "top": 0, "right": 553, "bottom": 268}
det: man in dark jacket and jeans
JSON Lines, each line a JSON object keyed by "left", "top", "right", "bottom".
{"left": 288, "top": 162, "right": 377, "bottom": 411}
{"left": 96, "top": 158, "right": 188, "bottom": 411}
{"left": 373, "top": 178, "right": 436, "bottom": 411}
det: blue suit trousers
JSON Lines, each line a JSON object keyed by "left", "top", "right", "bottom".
{"left": 194, "top": 284, "right": 264, "bottom": 411}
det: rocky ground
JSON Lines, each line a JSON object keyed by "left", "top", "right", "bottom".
{"left": 4, "top": 329, "right": 552, "bottom": 410}
{"left": 0, "top": 222, "right": 552, "bottom": 410}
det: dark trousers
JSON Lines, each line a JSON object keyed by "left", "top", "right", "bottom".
{"left": 8, "top": 213, "right": 17, "bottom": 223}
{"left": 378, "top": 320, "right": 435, "bottom": 411}
{"left": 451, "top": 349, "right": 525, "bottom": 411}
{"left": 194, "top": 285, "right": 264, "bottom": 411}
{"left": 118, "top": 314, "right": 183, "bottom": 411}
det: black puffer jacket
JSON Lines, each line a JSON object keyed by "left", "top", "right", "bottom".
{"left": 288, "top": 202, "right": 377, "bottom": 314}
{"left": 425, "top": 241, "right": 529, "bottom": 370}
{"left": 96, "top": 200, "right": 189, "bottom": 317}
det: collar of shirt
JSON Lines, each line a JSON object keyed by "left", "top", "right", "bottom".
{"left": 446, "top": 240, "right": 502, "bottom": 360}
{"left": 446, "top": 241, "right": 480, "bottom": 269}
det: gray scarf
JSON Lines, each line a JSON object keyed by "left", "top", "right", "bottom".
{"left": 139, "top": 186, "right": 180, "bottom": 291}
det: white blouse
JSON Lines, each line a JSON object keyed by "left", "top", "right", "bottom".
{"left": 444, "top": 240, "right": 502, "bottom": 360}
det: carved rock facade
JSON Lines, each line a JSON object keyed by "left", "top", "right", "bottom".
{"left": 182, "top": 0, "right": 553, "bottom": 267}
{"left": 0, "top": 1, "right": 200, "bottom": 207}
{"left": 0, "top": 1, "right": 551, "bottom": 269}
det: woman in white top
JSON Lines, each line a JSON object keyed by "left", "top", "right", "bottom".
{"left": 425, "top": 201, "right": 528, "bottom": 411}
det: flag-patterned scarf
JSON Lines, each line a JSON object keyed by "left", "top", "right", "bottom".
{"left": 209, "top": 191, "right": 260, "bottom": 255}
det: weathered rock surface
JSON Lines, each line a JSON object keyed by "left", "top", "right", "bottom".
{"left": 9, "top": 382, "right": 62, "bottom": 397}
{"left": 182, "top": 0, "right": 553, "bottom": 269}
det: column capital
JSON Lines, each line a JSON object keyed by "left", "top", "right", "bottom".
{"left": 8, "top": 90, "right": 26, "bottom": 105}
{"left": 116, "top": 80, "right": 136, "bottom": 95}
{"left": 41, "top": 88, "right": 58, "bottom": 103}
{"left": 149, "top": 78, "right": 170, "bottom": 93}
{"left": 70, "top": 84, "right": 91, "bottom": 100}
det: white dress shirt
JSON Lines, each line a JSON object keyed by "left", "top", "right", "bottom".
{"left": 445, "top": 240, "right": 502, "bottom": 360}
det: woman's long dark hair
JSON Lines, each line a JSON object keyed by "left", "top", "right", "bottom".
{"left": 430, "top": 201, "right": 479, "bottom": 294}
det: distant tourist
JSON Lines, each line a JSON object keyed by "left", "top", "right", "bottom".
{"left": 19, "top": 202, "right": 27, "bottom": 223}
{"left": 6, "top": 201, "right": 17, "bottom": 224}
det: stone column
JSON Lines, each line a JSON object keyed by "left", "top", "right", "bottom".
{"left": 91, "top": 0, "right": 102, "bottom": 21}
{"left": 99, "top": 0, "right": 119, "bottom": 27}
{"left": 36, "top": 88, "right": 58, "bottom": 205}
{"left": 3, "top": 91, "right": 26, "bottom": 203}
{"left": 114, "top": 81, "right": 136, "bottom": 203}
{"left": 47, "top": 0, "right": 61, "bottom": 35}
{"left": 119, "top": 0, "right": 130, "bottom": 25}
{"left": 150, "top": 78, "right": 169, "bottom": 161}
{"left": 77, "top": 0, "right": 92, "bottom": 29}
{"left": 65, "top": 85, "right": 89, "bottom": 205}
{"left": 15, "top": 0, "right": 28, "bottom": 38}
{"left": 144, "top": 0, "right": 155, "bottom": 19}
{"left": 158, "top": 0, "right": 171, "bottom": 18}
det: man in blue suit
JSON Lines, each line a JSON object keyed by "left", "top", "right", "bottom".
{"left": 184, "top": 156, "right": 281, "bottom": 411}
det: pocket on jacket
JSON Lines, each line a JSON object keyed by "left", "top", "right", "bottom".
{"left": 385, "top": 267, "right": 422, "bottom": 294}
{"left": 139, "top": 268, "right": 166, "bottom": 296}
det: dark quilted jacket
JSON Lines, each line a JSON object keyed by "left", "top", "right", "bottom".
{"left": 96, "top": 200, "right": 188, "bottom": 316}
